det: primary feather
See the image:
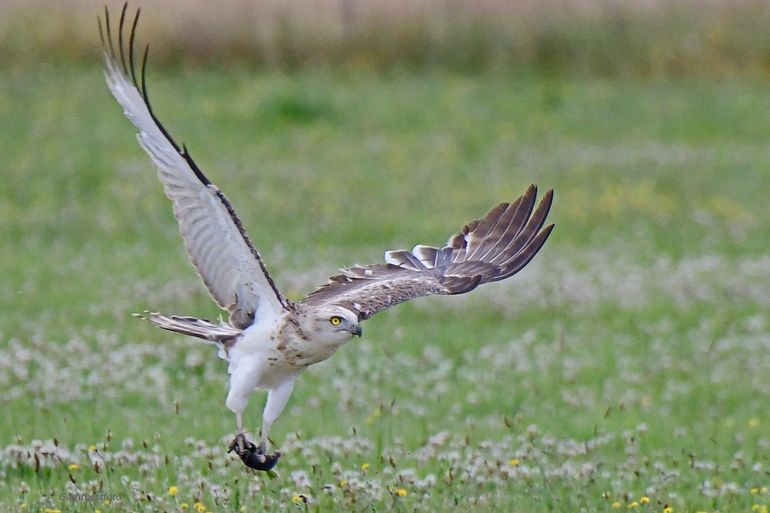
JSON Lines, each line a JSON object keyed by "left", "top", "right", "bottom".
{"left": 100, "top": 5, "right": 288, "bottom": 329}
{"left": 301, "top": 185, "right": 554, "bottom": 319}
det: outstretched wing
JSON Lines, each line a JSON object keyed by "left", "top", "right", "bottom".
{"left": 301, "top": 184, "right": 554, "bottom": 319}
{"left": 100, "top": 5, "right": 290, "bottom": 328}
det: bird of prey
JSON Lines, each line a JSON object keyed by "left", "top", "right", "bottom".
{"left": 100, "top": 4, "right": 554, "bottom": 471}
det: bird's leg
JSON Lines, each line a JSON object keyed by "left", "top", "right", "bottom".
{"left": 234, "top": 411, "right": 247, "bottom": 453}
{"left": 233, "top": 377, "right": 296, "bottom": 471}
{"left": 228, "top": 411, "right": 251, "bottom": 456}
{"left": 226, "top": 365, "right": 259, "bottom": 459}
{"left": 226, "top": 377, "right": 295, "bottom": 472}
{"left": 258, "top": 377, "right": 296, "bottom": 453}
{"left": 255, "top": 430, "right": 268, "bottom": 454}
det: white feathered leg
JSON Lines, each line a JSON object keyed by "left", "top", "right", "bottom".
{"left": 226, "top": 359, "right": 260, "bottom": 450}
{"left": 259, "top": 377, "right": 296, "bottom": 451}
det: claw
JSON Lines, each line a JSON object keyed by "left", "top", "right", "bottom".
{"left": 228, "top": 435, "right": 281, "bottom": 471}
{"left": 228, "top": 433, "right": 248, "bottom": 454}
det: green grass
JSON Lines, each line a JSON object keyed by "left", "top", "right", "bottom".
{"left": 1, "top": 65, "right": 769, "bottom": 512}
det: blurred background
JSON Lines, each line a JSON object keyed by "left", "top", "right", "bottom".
{"left": 4, "top": 0, "right": 770, "bottom": 75}
{"left": 1, "top": 1, "right": 769, "bottom": 512}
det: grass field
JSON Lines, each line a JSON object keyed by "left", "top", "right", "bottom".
{"left": 1, "top": 63, "right": 770, "bottom": 512}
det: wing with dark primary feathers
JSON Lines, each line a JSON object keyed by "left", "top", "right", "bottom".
{"left": 301, "top": 185, "right": 554, "bottom": 320}
{"left": 100, "top": 4, "right": 290, "bottom": 328}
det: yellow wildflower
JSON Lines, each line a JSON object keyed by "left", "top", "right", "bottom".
{"left": 640, "top": 496, "right": 650, "bottom": 505}
{"left": 361, "top": 463, "right": 370, "bottom": 471}
{"left": 612, "top": 502, "right": 622, "bottom": 509}
{"left": 89, "top": 445, "right": 97, "bottom": 451}
{"left": 628, "top": 502, "right": 639, "bottom": 509}
{"left": 509, "top": 458, "right": 520, "bottom": 467}
{"left": 291, "top": 494, "right": 305, "bottom": 504}
{"left": 194, "top": 502, "right": 206, "bottom": 513}
{"left": 180, "top": 504, "right": 189, "bottom": 510}
{"left": 338, "top": 479, "right": 348, "bottom": 488}
{"left": 663, "top": 507, "right": 673, "bottom": 513}
{"left": 168, "top": 486, "right": 178, "bottom": 496}
{"left": 365, "top": 405, "right": 382, "bottom": 424}
{"left": 753, "top": 488, "right": 761, "bottom": 495}
{"left": 396, "top": 488, "right": 408, "bottom": 497}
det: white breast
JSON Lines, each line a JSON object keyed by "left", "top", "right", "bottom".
{"left": 226, "top": 310, "right": 291, "bottom": 390}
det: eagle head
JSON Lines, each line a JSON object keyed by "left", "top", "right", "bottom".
{"left": 300, "top": 305, "right": 362, "bottom": 345}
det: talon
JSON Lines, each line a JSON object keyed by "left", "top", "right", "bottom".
{"left": 228, "top": 433, "right": 252, "bottom": 456}
{"left": 236, "top": 433, "right": 248, "bottom": 453}
{"left": 228, "top": 435, "right": 281, "bottom": 471}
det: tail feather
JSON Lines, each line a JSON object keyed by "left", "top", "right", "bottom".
{"left": 134, "top": 311, "right": 242, "bottom": 343}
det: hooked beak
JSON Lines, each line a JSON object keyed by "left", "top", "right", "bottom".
{"left": 350, "top": 325, "right": 362, "bottom": 338}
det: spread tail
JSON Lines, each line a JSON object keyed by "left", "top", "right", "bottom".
{"left": 134, "top": 311, "right": 242, "bottom": 344}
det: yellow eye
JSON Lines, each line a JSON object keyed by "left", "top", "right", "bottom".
{"left": 330, "top": 316, "right": 342, "bottom": 326}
